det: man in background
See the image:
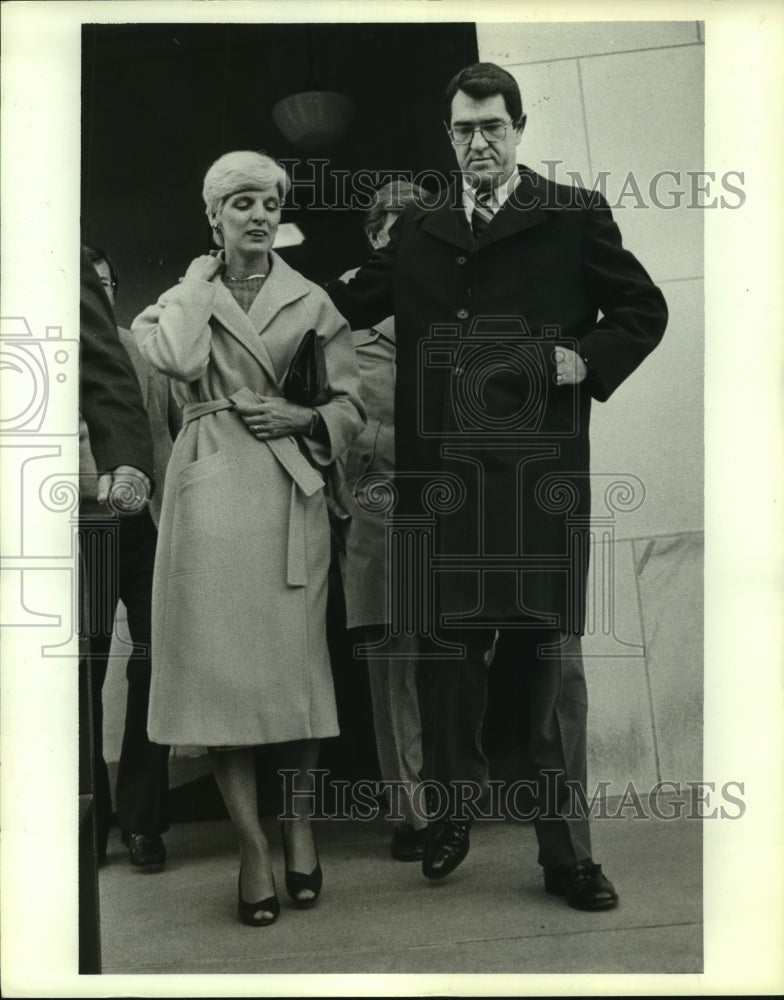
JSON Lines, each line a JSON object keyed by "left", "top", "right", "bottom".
{"left": 334, "top": 182, "right": 432, "bottom": 862}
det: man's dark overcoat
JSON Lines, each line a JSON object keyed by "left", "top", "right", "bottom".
{"left": 327, "top": 167, "right": 668, "bottom": 635}
{"left": 80, "top": 248, "right": 154, "bottom": 480}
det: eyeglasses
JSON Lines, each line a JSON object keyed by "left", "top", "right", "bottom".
{"left": 445, "top": 120, "right": 514, "bottom": 145}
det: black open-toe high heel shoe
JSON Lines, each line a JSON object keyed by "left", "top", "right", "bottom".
{"left": 280, "top": 821, "right": 322, "bottom": 907}
{"left": 238, "top": 867, "right": 280, "bottom": 927}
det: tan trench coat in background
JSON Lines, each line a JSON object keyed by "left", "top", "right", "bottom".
{"left": 334, "top": 317, "right": 396, "bottom": 630}
{"left": 132, "top": 252, "right": 365, "bottom": 747}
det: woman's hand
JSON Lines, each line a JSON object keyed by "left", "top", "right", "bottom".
{"left": 184, "top": 254, "right": 224, "bottom": 283}
{"left": 234, "top": 396, "right": 313, "bottom": 441}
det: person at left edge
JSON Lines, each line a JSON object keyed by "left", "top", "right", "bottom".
{"left": 80, "top": 247, "right": 154, "bottom": 493}
{"left": 132, "top": 151, "right": 365, "bottom": 927}
{"left": 80, "top": 245, "right": 173, "bottom": 870}
{"left": 79, "top": 247, "right": 160, "bottom": 866}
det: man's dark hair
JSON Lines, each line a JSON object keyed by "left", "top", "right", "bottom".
{"left": 364, "top": 180, "right": 428, "bottom": 243}
{"left": 444, "top": 62, "right": 524, "bottom": 126}
{"left": 82, "top": 244, "right": 120, "bottom": 295}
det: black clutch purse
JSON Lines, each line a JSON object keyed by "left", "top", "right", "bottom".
{"left": 283, "top": 328, "right": 330, "bottom": 407}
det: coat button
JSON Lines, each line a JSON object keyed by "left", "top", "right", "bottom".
{"left": 456, "top": 255, "right": 467, "bottom": 265}
{"left": 456, "top": 308, "right": 469, "bottom": 319}
{"left": 454, "top": 365, "right": 465, "bottom": 377}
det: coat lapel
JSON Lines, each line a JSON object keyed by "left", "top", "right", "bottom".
{"left": 420, "top": 199, "right": 475, "bottom": 251}
{"left": 421, "top": 168, "right": 558, "bottom": 252}
{"left": 210, "top": 251, "right": 311, "bottom": 389}
{"left": 246, "top": 252, "right": 311, "bottom": 334}
{"left": 476, "top": 168, "right": 557, "bottom": 249}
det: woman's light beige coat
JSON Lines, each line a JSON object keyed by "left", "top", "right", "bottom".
{"left": 132, "top": 253, "right": 365, "bottom": 746}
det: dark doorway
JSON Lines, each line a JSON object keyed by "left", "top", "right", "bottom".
{"left": 81, "top": 21, "right": 479, "bottom": 327}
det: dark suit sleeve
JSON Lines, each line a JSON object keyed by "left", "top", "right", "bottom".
{"left": 324, "top": 218, "right": 399, "bottom": 330}
{"left": 579, "top": 198, "right": 668, "bottom": 402}
{"left": 79, "top": 248, "right": 155, "bottom": 480}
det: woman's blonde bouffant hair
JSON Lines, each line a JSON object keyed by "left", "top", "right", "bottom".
{"left": 202, "top": 150, "right": 291, "bottom": 245}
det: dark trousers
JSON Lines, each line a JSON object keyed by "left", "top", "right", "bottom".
{"left": 79, "top": 508, "right": 169, "bottom": 853}
{"left": 420, "top": 626, "right": 592, "bottom": 870}
{"left": 418, "top": 641, "right": 490, "bottom": 797}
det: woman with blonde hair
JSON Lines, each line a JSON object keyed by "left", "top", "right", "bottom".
{"left": 133, "top": 150, "right": 365, "bottom": 926}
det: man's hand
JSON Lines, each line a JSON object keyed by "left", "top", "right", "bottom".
{"left": 552, "top": 347, "right": 587, "bottom": 386}
{"left": 97, "top": 465, "right": 151, "bottom": 514}
{"left": 234, "top": 395, "right": 313, "bottom": 440}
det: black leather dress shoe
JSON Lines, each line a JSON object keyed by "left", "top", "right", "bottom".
{"left": 544, "top": 859, "right": 618, "bottom": 910}
{"left": 422, "top": 821, "right": 470, "bottom": 880}
{"left": 390, "top": 824, "right": 428, "bottom": 862}
{"left": 127, "top": 833, "right": 167, "bottom": 871}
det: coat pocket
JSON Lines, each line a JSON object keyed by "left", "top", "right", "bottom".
{"left": 176, "top": 449, "right": 226, "bottom": 492}
{"left": 168, "top": 451, "right": 235, "bottom": 577}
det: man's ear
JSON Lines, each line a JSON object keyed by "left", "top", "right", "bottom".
{"left": 516, "top": 114, "right": 527, "bottom": 141}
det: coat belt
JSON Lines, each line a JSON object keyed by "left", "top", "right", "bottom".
{"left": 181, "top": 393, "right": 325, "bottom": 587}
{"left": 181, "top": 399, "right": 235, "bottom": 425}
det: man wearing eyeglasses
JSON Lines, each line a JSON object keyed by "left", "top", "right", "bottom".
{"left": 326, "top": 62, "right": 667, "bottom": 912}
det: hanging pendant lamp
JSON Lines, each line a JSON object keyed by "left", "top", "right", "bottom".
{"left": 272, "top": 26, "right": 355, "bottom": 151}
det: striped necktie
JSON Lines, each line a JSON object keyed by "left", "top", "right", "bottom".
{"left": 470, "top": 189, "right": 494, "bottom": 239}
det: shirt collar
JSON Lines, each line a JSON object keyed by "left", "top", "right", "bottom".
{"left": 372, "top": 315, "right": 396, "bottom": 341}
{"left": 461, "top": 169, "right": 521, "bottom": 219}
